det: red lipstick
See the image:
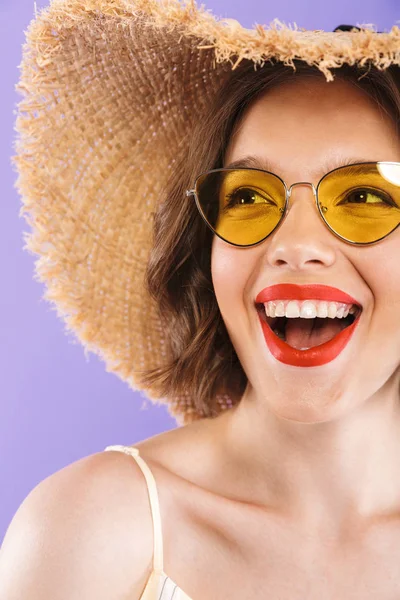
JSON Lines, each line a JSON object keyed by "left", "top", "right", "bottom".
{"left": 255, "top": 284, "right": 362, "bottom": 367}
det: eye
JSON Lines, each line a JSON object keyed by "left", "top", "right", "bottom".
{"left": 339, "top": 187, "right": 397, "bottom": 207}
{"left": 225, "top": 188, "right": 274, "bottom": 208}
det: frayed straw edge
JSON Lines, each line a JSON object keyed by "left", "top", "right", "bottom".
{"left": 18, "top": 0, "right": 400, "bottom": 84}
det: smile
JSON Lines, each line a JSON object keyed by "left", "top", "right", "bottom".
{"left": 253, "top": 283, "right": 364, "bottom": 366}
{"left": 255, "top": 302, "right": 362, "bottom": 367}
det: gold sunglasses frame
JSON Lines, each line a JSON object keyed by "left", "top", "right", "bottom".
{"left": 185, "top": 161, "right": 400, "bottom": 248}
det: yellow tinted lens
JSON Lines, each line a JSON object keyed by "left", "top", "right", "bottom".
{"left": 195, "top": 169, "right": 286, "bottom": 246}
{"left": 318, "top": 162, "right": 400, "bottom": 243}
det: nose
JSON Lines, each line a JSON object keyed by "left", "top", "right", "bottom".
{"left": 264, "top": 181, "right": 336, "bottom": 269}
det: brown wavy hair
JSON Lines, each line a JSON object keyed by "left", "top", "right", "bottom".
{"left": 137, "top": 58, "right": 400, "bottom": 422}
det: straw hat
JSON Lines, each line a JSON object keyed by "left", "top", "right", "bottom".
{"left": 12, "top": 0, "right": 400, "bottom": 425}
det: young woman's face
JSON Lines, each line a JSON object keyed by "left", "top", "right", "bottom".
{"left": 211, "top": 76, "right": 400, "bottom": 422}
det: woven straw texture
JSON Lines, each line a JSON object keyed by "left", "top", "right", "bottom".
{"left": 12, "top": 0, "right": 400, "bottom": 425}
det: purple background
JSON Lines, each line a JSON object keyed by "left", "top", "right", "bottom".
{"left": 1, "top": 0, "right": 398, "bottom": 544}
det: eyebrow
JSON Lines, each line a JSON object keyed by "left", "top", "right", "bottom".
{"left": 223, "top": 155, "right": 379, "bottom": 179}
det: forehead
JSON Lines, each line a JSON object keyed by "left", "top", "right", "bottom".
{"left": 235, "top": 76, "right": 382, "bottom": 126}
{"left": 223, "top": 78, "right": 400, "bottom": 180}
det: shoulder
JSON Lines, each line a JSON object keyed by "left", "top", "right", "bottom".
{"left": 0, "top": 448, "right": 155, "bottom": 598}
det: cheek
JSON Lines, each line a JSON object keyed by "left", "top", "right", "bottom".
{"left": 360, "top": 237, "right": 400, "bottom": 297}
{"left": 365, "top": 240, "right": 400, "bottom": 318}
{"left": 211, "top": 236, "right": 250, "bottom": 320}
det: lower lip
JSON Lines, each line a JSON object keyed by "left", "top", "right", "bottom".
{"left": 258, "top": 312, "right": 361, "bottom": 367}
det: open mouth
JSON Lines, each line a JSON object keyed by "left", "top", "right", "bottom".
{"left": 256, "top": 304, "right": 362, "bottom": 349}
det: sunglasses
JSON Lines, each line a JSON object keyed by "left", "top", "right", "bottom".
{"left": 185, "top": 162, "right": 400, "bottom": 247}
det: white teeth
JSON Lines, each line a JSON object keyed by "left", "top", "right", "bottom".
{"left": 275, "top": 301, "right": 286, "bottom": 317}
{"left": 285, "top": 301, "right": 300, "bottom": 318}
{"left": 336, "top": 305, "right": 345, "bottom": 319}
{"left": 301, "top": 301, "right": 318, "bottom": 319}
{"left": 264, "top": 300, "right": 357, "bottom": 319}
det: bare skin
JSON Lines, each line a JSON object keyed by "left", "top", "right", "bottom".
{"left": 131, "top": 74, "right": 400, "bottom": 598}
{"left": 5, "top": 74, "right": 400, "bottom": 599}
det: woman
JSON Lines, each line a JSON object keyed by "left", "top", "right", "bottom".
{"left": 2, "top": 0, "right": 400, "bottom": 597}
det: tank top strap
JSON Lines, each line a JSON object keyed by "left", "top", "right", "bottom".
{"left": 104, "top": 444, "right": 164, "bottom": 572}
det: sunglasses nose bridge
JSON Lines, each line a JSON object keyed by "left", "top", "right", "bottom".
{"left": 286, "top": 181, "right": 317, "bottom": 201}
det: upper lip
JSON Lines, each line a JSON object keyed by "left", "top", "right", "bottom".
{"left": 255, "top": 284, "right": 363, "bottom": 309}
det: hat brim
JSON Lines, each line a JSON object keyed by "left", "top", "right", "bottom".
{"left": 12, "top": 0, "right": 400, "bottom": 424}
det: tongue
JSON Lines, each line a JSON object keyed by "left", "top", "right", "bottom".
{"left": 285, "top": 318, "right": 348, "bottom": 350}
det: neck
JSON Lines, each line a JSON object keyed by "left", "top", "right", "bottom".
{"left": 216, "top": 373, "right": 400, "bottom": 534}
